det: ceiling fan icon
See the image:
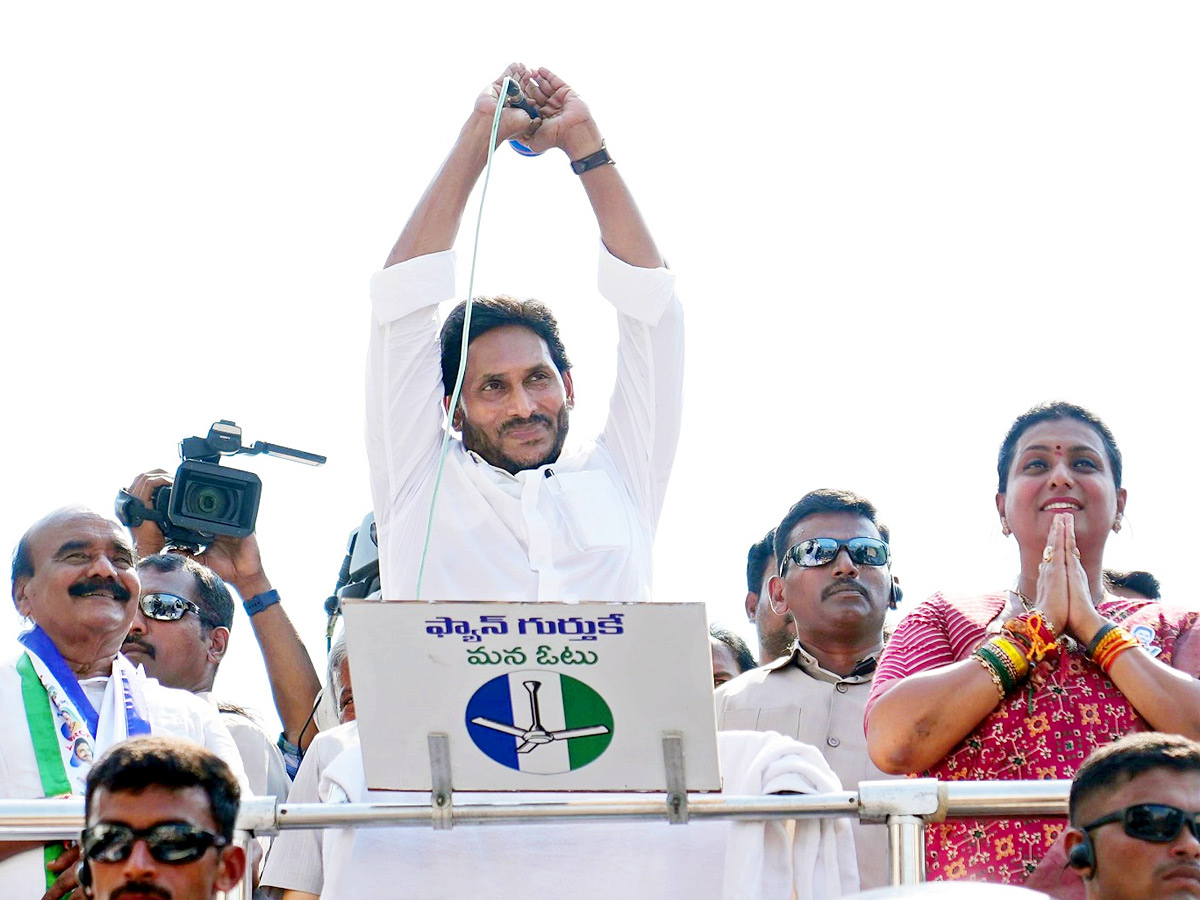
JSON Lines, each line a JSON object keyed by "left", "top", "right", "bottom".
{"left": 470, "top": 680, "right": 611, "bottom": 754}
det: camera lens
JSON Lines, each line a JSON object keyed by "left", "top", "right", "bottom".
{"left": 170, "top": 460, "right": 261, "bottom": 538}
{"left": 192, "top": 486, "right": 231, "bottom": 518}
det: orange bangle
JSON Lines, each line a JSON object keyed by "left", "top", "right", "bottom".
{"left": 1092, "top": 626, "right": 1135, "bottom": 665}
{"left": 1096, "top": 636, "right": 1140, "bottom": 675}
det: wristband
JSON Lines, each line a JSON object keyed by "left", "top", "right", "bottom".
{"left": 1085, "top": 621, "right": 1118, "bottom": 658}
{"left": 244, "top": 589, "right": 280, "bottom": 617}
{"left": 570, "top": 143, "right": 614, "bottom": 176}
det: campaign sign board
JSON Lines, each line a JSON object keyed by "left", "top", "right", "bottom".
{"left": 342, "top": 600, "right": 721, "bottom": 792}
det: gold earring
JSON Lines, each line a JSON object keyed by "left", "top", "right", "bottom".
{"left": 1001, "top": 518, "right": 1011, "bottom": 537}
{"left": 1113, "top": 515, "right": 1122, "bottom": 533}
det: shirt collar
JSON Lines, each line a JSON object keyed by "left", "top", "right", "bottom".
{"left": 778, "top": 639, "right": 884, "bottom": 684}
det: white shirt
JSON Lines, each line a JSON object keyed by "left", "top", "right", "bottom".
{"left": 195, "top": 691, "right": 291, "bottom": 804}
{"left": 0, "top": 653, "right": 248, "bottom": 895}
{"left": 366, "top": 243, "right": 683, "bottom": 602}
{"left": 260, "top": 721, "right": 359, "bottom": 895}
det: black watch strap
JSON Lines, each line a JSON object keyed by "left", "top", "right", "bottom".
{"left": 570, "top": 144, "right": 614, "bottom": 176}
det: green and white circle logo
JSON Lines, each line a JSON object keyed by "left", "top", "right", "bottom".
{"left": 465, "top": 670, "right": 614, "bottom": 774}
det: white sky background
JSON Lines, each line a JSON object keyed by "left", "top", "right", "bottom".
{"left": 2, "top": 3, "right": 1198, "bottom": 738}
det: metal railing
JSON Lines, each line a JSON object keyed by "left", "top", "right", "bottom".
{"left": 0, "top": 778, "right": 1071, "bottom": 899}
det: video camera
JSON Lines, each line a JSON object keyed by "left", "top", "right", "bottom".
{"left": 323, "top": 511, "right": 380, "bottom": 640}
{"left": 116, "top": 420, "right": 325, "bottom": 551}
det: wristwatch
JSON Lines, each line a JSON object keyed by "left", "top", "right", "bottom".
{"left": 570, "top": 143, "right": 614, "bottom": 176}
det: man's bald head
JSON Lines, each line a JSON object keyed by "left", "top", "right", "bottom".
{"left": 12, "top": 507, "right": 118, "bottom": 595}
{"left": 11, "top": 508, "right": 139, "bottom": 674}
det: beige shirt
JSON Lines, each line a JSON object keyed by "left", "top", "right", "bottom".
{"left": 713, "top": 643, "right": 897, "bottom": 890}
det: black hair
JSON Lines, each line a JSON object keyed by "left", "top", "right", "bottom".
{"left": 1103, "top": 569, "right": 1161, "bottom": 600}
{"left": 11, "top": 531, "right": 34, "bottom": 596}
{"left": 137, "top": 553, "right": 234, "bottom": 630}
{"left": 439, "top": 296, "right": 572, "bottom": 398}
{"left": 773, "top": 489, "right": 890, "bottom": 566}
{"left": 745, "top": 529, "right": 776, "bottom": 595}
{"left": 85, "top": 736, "right": 241, "bottom": 841}
{"left": 1070, "top": 733, "right": 1200, "bottom": 824}
{"left": 709, "top": 624, "right": 758, "bottom": 674}
{"left": 997, "top": 401, "right": 1123, "bottom": 493}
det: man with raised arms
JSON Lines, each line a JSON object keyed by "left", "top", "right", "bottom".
{"left": 366, "top": 63, "right": 682, "bottom": 603}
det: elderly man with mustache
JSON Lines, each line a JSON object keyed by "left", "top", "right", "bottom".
{"left": 2, "top": 508, "right": 245, "bottom": 900}
{"left": 714, "top": 489, "right": 903, "bottom": 890}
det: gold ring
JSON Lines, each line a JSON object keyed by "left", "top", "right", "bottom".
{"left": 1043, "top": 547, "right": 1054, "bottom": 563}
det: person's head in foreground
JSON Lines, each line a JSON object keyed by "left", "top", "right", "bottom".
{"left": 1066, "top": 732, "right": 1200, "bottom": 900}
{"left": 80, "top": 736, "right": 246, "bottom": 900}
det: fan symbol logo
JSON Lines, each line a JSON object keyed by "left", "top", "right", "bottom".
{"left": 465, "top": 671, "right": 614, "bottom": 773}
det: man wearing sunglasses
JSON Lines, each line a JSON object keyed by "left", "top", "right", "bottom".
{"left": 714, "top": 489, "right": 901, "bottom": 889}
{"left": 2, "top": 508, "right": 247, "bottom": 899}
{"left": 1042, "top": 732, "right": 1200, "bottom": 900}
{"left": 80, "top": 735, "right": 246, "bottom": 900}
{"left": 126, "top": 553, "right": 291, "bottom": 809}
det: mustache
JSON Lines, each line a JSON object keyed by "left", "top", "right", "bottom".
{"left": 500, "top": 414, "right": 553, "bottom": 435}
{"left": 112, "top": 884, "right": 171, "bottom": 900}
{"left": 1157, "top": 863, "right": 1200, "bottom": 879}
{"left": 822, "top": 578, "right": 868, "bottom": 601}
{"left": 68, "top": 578, "right": 132, "bottom": 602}
{"left": 122, "top": 634, "right": 156, "bottom": 659}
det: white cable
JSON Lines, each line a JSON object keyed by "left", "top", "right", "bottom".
{"left": 414, "top": 76, "right": 516, "bottom": 600}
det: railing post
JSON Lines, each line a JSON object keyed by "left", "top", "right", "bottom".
{"left": 858, "top": 778, "right": 940, "bottom": 887}
{"left": 232, "top": 831, "right": 255, "bottom": 900}
{"left": 886, "top": 814, "right": 926, "bottom": 885}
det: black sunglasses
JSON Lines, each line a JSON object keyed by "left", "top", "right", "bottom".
{"left": 780, "top": 537, "right": 890, "bottom": 575}
{"left": 140, "top": 593, "right": 213, "bottom": 626}
{"left": 81, "top": 822, "right": 227, "bottom": 864}
{"left": 1082, "top": 804, "right": 1200, "bottom": 844}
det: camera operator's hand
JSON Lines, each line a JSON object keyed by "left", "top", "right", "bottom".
{"left": 125, "top": 468, "right": 271, "bottom": 599}
{"left": 198, "top": 533, "right": 272, "bottom": 602}
{"left": 125, "top": 468, "right": 174, "bottom": 557}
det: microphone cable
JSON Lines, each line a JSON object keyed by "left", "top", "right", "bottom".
{"left": 415, "top": 75, "right": 520, "bottom": 599}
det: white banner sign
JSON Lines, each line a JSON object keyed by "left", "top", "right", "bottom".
{"left": 343, "top": 600, "right": 721, "bottom": 792}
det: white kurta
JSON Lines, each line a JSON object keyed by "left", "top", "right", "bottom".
{"left": 312, "top": 730, "right": 858, "bottom": 900}
{"left": 366, "top": 243, "right": 683, "bottom": 603}
{"left": 0, "top": 652, "right": 248, "bottom": 895}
